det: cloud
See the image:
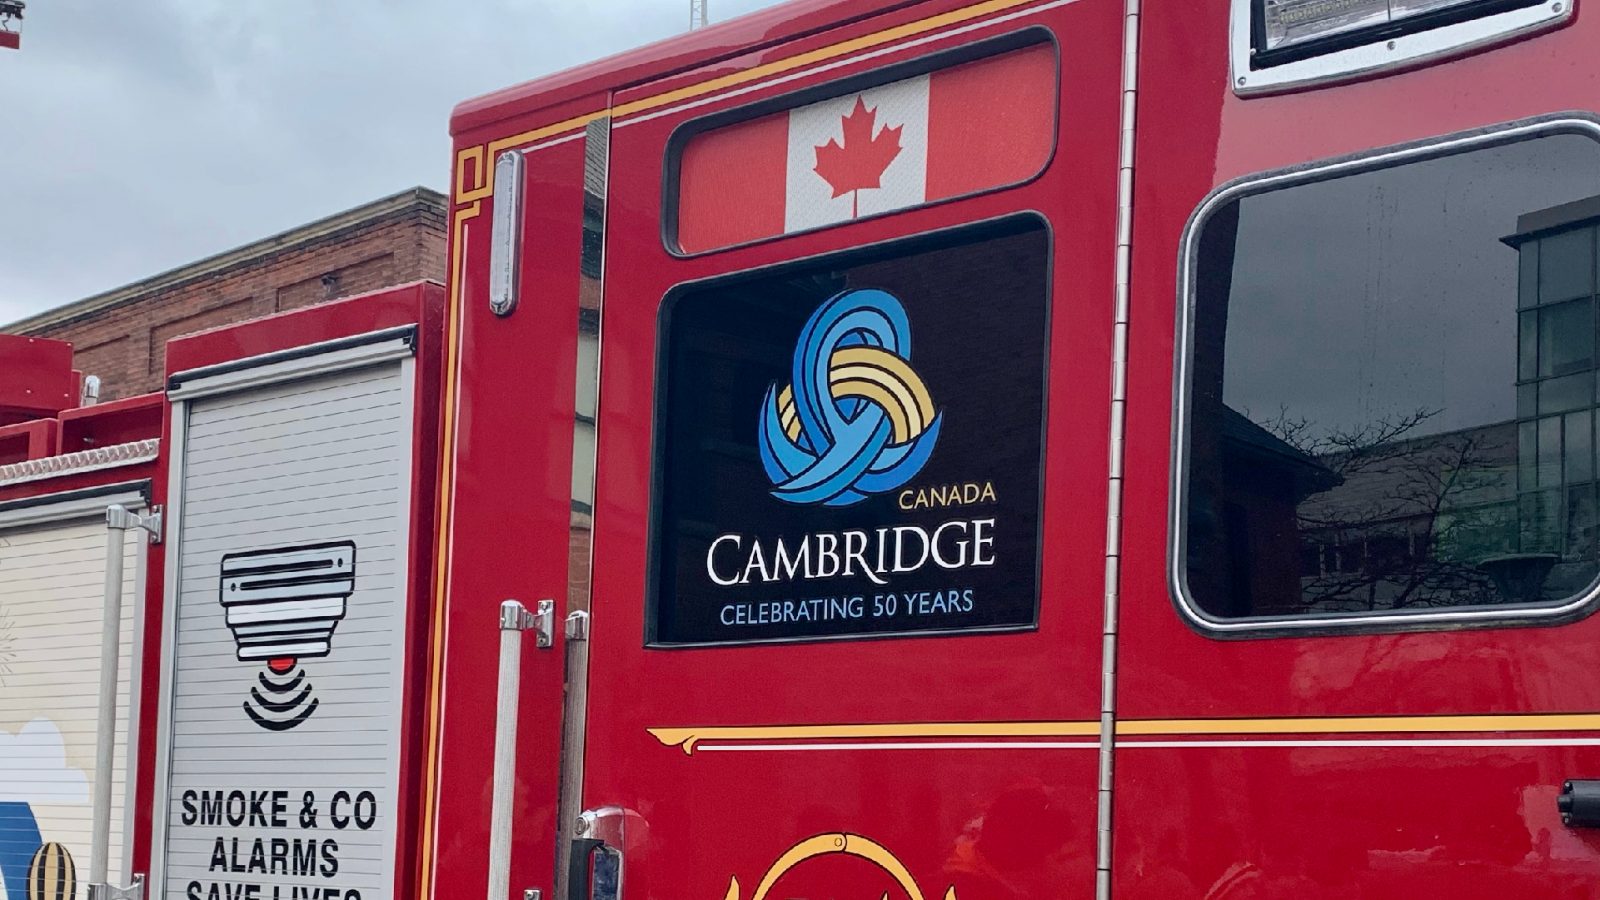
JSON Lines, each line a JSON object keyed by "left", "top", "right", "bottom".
{"left": 0, "top": 718, "right": 89, "bottom": 805}
{"left": 0, "top": 0, "right": 785, "bottom": 324}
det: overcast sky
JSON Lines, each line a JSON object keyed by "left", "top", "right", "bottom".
{"left": 0, "top": 0, "right": 783, "bottom": 325}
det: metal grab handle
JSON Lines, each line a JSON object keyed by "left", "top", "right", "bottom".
{"left": 486, "top": 600, "right": 554, "bottom": 900}
{"left": 566, "top": 838, "right": 620, "bottom": 900}
{"left": 91, "top": 506, "right": 158, "bottom": 900}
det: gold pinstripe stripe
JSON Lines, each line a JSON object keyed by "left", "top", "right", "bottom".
{"left": 452, "top": 0, "right": 1053, "bottom": 203}
{"left": 418, "top": 199, "right": 481, "bottom": 898}
{"left": 650, "top": 714, "right": 1600, "bottom": 753}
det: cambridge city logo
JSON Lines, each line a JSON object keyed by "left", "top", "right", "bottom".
{"left": 759, "top": 288, "right": 941, "bottom": 507}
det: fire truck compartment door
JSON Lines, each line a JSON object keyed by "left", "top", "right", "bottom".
{"left": 152, "top": 329, "right": 417, "bottom": 900}
{"left": 573, "top": 1, "right": 1126, "bottom": 897}
{"left": 0, "top": 486, "right": 145, "bottom": 890}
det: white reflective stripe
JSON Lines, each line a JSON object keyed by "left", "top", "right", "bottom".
{"left": 690, "top": 737, "right": 1600, "bottom": 751}
{"left": 698, "top": 741, "right": 1101, "bottom": 751}
{"left": 1121, "top": 738, "right": 1600, "bottom": 748}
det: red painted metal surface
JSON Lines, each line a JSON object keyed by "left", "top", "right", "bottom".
{"left": 0, "top": 333, "right": 76, "bottom": 425}
{"left": 440, "top": 0, "right": 1600, "bottom": 895}
{"left": 1113, "top": 2, "right": 1600, "bottom": 897}
{"left": 589, "top": 2, "right": 1116, "bottom": 895}
{"left": 57, "top": 394, "right": 161, "bottom": 453}
{"left": 0, "top": 418, "right": 56, "bottom": 464}
{"left": 427, "top": 93, "right": 598, "bottom": 900}
{"left": 133, "top": 282, "right": 446, "bottom": 897}
{"left": 442, "top": 1, "right": 1120, "bottom": 897}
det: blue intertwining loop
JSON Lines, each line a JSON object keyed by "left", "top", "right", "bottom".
{"left": 759, "top": 288, "right": 942, "bottom": 507}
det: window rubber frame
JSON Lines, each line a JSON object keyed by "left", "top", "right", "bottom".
{"left": 1168, "top": 112, "right": 1600, "bottom": 639}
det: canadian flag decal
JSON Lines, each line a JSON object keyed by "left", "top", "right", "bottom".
{"left": 813, "top": 97, "right": 905, "bottom": 212}
{"left": 676, "top": 42, "right": 1056, "bottom": 253}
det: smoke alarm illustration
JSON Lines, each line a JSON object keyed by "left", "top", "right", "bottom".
{"left": 218, "top": 541, "right": 355, "bottom": 731}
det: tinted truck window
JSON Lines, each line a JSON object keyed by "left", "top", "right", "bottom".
{"left": 1180, "top": 131, "right": 1600, "bottom": 621}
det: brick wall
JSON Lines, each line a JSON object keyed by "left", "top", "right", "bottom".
{"left": 6, "top": 188, "right": 447, "bottom": 401}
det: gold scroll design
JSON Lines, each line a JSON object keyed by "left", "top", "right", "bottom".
{"left": 722, "top": 833, "right": 955, "bottom": 900}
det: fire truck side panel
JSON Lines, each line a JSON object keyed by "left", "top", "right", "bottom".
{"left": 1116, "top": 0, "right": 1600, "bottom": 896}
{"left": 144, "top": 284, "right": 443, "bottom": 900}
{"left": 431, "top": 94, "right": 603, "bottom": 900}
{"left": 553, "top": 0, "right": 1122, "bottom": 896}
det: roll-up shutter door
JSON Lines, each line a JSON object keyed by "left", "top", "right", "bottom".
{"left": 157, "top": 341, "right": 413, "bottom": 900}
{"left": 0, "top": 507, "right": 140, "bottom": 899}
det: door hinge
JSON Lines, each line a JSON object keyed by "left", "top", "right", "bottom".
{"left": 565, "top": 609, "right": 590, "bottom": 642}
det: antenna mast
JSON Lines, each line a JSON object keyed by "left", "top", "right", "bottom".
{"left": 689, "top": 0, "right": 707, "bottom": 29}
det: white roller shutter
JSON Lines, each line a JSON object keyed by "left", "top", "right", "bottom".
{"left": 0, "top": 490, "right": 144, "bottom": 899}
{"left": 154, "top": 331, "right": 415, "bottom": 900}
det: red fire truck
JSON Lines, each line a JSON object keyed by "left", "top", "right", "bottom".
{"left": 425, "top": 0, "right": 1600, "bottom": 896}
{"left": 52, "top": 0, "right": 1600, "bottom": 898}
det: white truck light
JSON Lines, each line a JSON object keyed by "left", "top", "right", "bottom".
{"left": 1261, "top": 0, "right": 1526, "bottom": 53}
{"left": 1261, "top": 0, "right": 1390, "bottom": 51}
{"left": 1237, "top": 0, "right": 1571, "bottom": 94}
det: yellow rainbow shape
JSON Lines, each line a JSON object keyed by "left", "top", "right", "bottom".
{"left": 773, "top": 346, "right": 936, "bottom": 446}
{"left": 720, "top": 833, "right": 955, "bottom": 900}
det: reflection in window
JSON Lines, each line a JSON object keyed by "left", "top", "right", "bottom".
{"left": 1183, "top": 133, "right": 1600, "bottom": 620}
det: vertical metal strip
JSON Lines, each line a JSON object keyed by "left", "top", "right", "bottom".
{"left": 91, "top": 515, "right": 128, "bottom": 885}
{"left": 488, "top": 602, "right": 533, "bottom": 900}
{"left": 147, "top": 400, "right": 189, "bottom": 897}
{"left": 1097, "top": 0, "right": 1142, "bottom": 895}
{"left": 554, "top": 114, "right": 611, "bottom": 900}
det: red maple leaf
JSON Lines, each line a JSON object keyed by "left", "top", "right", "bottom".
{"left": 813, "top": 97, "right": 904, "bottom": 218}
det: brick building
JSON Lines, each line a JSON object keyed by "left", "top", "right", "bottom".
{"left": 3, "top": 187, "right": 447, "bottom": 400}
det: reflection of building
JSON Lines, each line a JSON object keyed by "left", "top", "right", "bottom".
{"left": 1262, "top": 193, "right": 1600, "bottom": 610}
{"left": 1203, "top": 409, "right": 1341, "bottom": 617}
{"left": 1504, "top": 196, "right": 1600, "bottom": 595}
{"left": 1293, "top": 420, "right": 1517, "bottom": 612}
